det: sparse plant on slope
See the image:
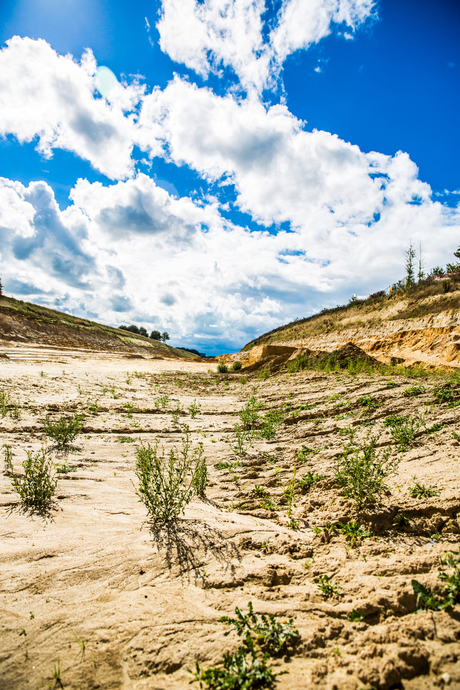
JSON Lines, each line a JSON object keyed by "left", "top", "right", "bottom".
{"left": 10, "top": 448, "right": 58, "bottom": 510}
{"left": 43, "top": 414, "right": 84, "bottom": 449}
{"left": 297, "top": 471, "right": 325, "bottom": 492}
{"left": 226, "top": 424, "right": 254, "bottom": 456}
{"left": 409, "top": 481, "right": 439, "bottom": 498}
{"left": 188, "top": 399, "right": 202, "bottom": 418}
{"left": 389, "top": 414, "right": 425, "bottom": 451}
{"left": 334, "top": 432, "right": 399, "bottom": 508}
{"left": 3, "top": 443, "right": 14, "bottom": 475}
{"left": 154, "top": 394, "right": 170, "bottom": 409}
{"left": 134, "top": 426, "right": 205, "bottom": 520}
{"left": 239, "top": 395, "right": 262, "bottom": 431}
{"left": 232, "top": 361, "right": 242, "bottom": 371}
{"left": 220, "top": 602, "right": 300, "bottom": 656}
{"left": 217, "top": 362, "right": 228, "bottom": 374}
{"left": 412, "top": 550, "right": 460, "bottom": 612}
{"left": 315, "top": 574, "right": 342, "bottom": 598}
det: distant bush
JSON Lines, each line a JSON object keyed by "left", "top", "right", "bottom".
{"left": 217, "top": 362, "right": 228, "bottom": 373}
{"left": 119, "top": 324, "right": 140, "bottom": 334}
{"left": 232, "top": 361, "right": 242, "bottom": 371}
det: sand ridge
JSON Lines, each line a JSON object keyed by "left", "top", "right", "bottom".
{"left": 1, "top": 350, "right": 460, "bottom": 689}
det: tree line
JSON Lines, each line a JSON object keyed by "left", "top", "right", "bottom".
{"left": 118, "top": 324, "right": 170, "bottom": 342}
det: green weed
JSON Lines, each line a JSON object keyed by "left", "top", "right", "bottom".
{"left": 335, "top": 432, "right": 399, "bottom": 508}
{"left": 389, "top": 414, "right": 425, "bottom": 451}
{"left": 232, "top": 361, "right": 242, "bottom": 371}
{"left": 3, "top": 443, "right": 13, "bottom": 476}
{"left": 315, "top": 574, "right": 341, "bottom": 598}
{"left": 257, "top": 367, "right": 271, "bottom": 380}
{"left": 220, "top": 602, "right": 300, "bottom": 656}
{"left": 10, "top": 449, "right": 57, "bottom": 510}
{"left": 338, "top": 521, "right": 373, "bottom": 545}
{"left": 251, "top": 485, "right": 269, "bottom": 498}
{"left": 409, "top": 481, "right": 440, "bottom": 498}
{"left": 188, "top": 399, "right": 202, "bottom": 418}
{"left": 134, "top": 426, "right": 206, "bottom": 521}
{"left": 43, "top": 414, "right": 84, "bottom": 449}
{"left": 403, "top": 385, "right": 425, "bottom": 397}
{"left": 296, "top": 471, "right": 325, "bottom": 491}
{"left": 155, "top": 394, "right": 170, "bottom": 409}
{"left": 347, "top": 609, "right": 364, "bottom": 622}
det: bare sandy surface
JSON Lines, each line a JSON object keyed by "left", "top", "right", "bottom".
{"left": 1, "top": 351, "right": 460, "bottom": 689}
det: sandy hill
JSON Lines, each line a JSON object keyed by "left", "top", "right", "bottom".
{"left": 0, "top": 295, "right": 198, "bottom": 361}
{"left": 231, "top": 277, "right": 460, "bottom": 372}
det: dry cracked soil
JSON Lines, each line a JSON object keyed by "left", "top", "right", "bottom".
{"left": 1, "top": 348, "right": 460, "bottom": 689}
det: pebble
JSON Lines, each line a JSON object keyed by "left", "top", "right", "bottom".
{"left": 441, "top": 672, "right": 451, "bottom": 685}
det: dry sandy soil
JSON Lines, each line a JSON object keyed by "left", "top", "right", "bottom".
{"left": 1, "top": 346, "right": 460, "bottom": 689}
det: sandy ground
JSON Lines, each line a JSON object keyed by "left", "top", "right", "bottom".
{"left": 1, "top": 349, "right": 460, "bottom": 689}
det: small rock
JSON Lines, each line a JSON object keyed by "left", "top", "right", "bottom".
{"left": 441, "top": 673, "right": 451, "bottom": 685}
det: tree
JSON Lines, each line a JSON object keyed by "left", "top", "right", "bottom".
{"left": 405, "top": 242, "right": 416, "bottom": 287}
{"left": 138, "top": 327, "right": 148, "bottom": 337}
{"left": 0, "top": 276, "right": 3, "bottom": 296}
{"left": 119, "top": 324, "right": 140, "bottom": 334}
{"left": 150, "top": 330, "right": 161, "bottom": 341}
{"left": 161, "top": 332, "right": 170, "bottom": 343}
{"left": 417, "top": 242, "right": 425, "bottom": 282}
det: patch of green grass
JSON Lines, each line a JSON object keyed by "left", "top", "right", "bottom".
{"left": 296, "top": 445, "right": 321, "bottom": 462}
{"left": 155, "top": 394, "right": 170, "bottom": 409}
{"left": 257, "top": 367, "right": 271, "bottom": 380}
{"left": 433, "top": 385, "right": 460, "bottom": 407}
{"left": 347, "top": 609, "right": 364, "bottom": 622}
{"left": 425, "top": 422, "right": 444, "bottom": 434}
{"left": 393, "top": 512, "right": 411, "bottom": 529}
{"left": 118, "top": 436, "right": 136, "bottom": 443}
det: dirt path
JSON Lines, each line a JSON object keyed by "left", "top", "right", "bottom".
{"left": 1, "top": 353, "right": 460, "bottom": 689}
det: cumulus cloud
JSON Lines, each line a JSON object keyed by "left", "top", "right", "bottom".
{"left": 0, "top": 36, "right": 145, "bottom": 179}
{"left": 157, "top": 0, "right": 376, "bottom": 93}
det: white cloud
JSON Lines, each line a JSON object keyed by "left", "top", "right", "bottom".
{"left": 156, "top": 0, "right": 376, "bottom": 93}
{"left": 0, "top": 36, "right": 145, "bottom": 179}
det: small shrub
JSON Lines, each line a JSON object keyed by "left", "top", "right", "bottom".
{"left": 411, "top": 580, "right": 446, "bottom": 612}
{"left": 226, "top": 424, "right": 254, "bottom": 456}
{"left": 170, "top": 403, "right": 183, "bottom": 425}
{"left": 43, "top": 414, "right": 84, "bottom": 449}
{"left": 439, "top": 550, "right": 460, "bottom": 606}
{"left": 217, "top": 362, "right": 229, "bottom": 374}
{"left": 433, "top": 385, "right": 460, "bottom": 407}
{"left": 232, "top": 361, "right": 242, "bottom": 371}
{"left": 347, "top": 609, "right": 364, "bottom": 622}
{"left": 257, "top": 367, "right": 270, "bottom": 380}
{"left": 10, "top": 449, "right": 57, "bottom": 510}
{"left": 297, "top": 471, "right": 325, "bottom": 491}
{"left": 297, "top": 445, "right": 320, "bottom": 462}
{"left": 409, "top": 481, "right": 439, "bottom": 498}
{"left": 134, "top": 427, "right": 205, "bottom": 521}
{"left": 188, "top": 399, "right": 202, "bottom": 418}
{"left": 315, "top": 574, "right": 341, "bottom": 598}
{"left": 334, "top": 432, "right": 399, "bottom": 508}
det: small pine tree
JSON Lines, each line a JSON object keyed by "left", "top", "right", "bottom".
{"left": 0, "top": 276, "right": 2, "bottom": 296}
{"left": 405, "top": 242, "right": 416, "bottom": 287}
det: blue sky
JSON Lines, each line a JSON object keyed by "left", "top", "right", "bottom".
{"left": 0, "top": 0, "right": 459, "bottom": 354}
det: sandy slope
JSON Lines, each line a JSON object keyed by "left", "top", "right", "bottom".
{"left": 1, "top": 350, "right": 460, "bottom": 689}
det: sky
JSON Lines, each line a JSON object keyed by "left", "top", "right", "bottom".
{"left": 0, "top": 0, "right": 459, "bottom": 355}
